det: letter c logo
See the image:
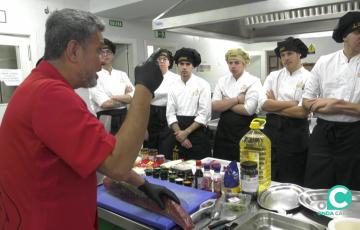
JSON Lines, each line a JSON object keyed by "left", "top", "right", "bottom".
{"left": 327, "top": 185, "right": 352, "bottom": 210}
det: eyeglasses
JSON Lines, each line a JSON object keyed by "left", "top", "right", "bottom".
{"left": 228, "top": 61, "right": 241, "bottom": 65}
{"left": 101, "top": 49, "right": 113, "bottom": 56}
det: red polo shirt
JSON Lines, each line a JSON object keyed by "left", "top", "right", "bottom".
{"left": 0, "top": 61, "right": 115, "bottom": 229}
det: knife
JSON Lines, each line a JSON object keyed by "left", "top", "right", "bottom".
{"left": 208, "top": 215, "right": 237, "bottom": 229}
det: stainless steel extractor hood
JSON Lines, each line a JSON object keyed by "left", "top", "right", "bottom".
{"left": 152, "top": 0, "right": 360, "bottom": 43}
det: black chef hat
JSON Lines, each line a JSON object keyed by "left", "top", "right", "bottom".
{"left": 274, "top": 37, "right": 308, "bottom": 59}
{"left": 149, "top": 48, "right": 174, "bottom": 69}
{"left": 332, "top": 12, "right": 360, "bottom": 43}
{"left": 103, "top": 38, "right": 116, "bottom": 54}
{"left": 174, "top": 48, "right": 201, "bottom": 67}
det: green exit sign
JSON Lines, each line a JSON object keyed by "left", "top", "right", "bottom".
{"left": 109, "top": 19, "right": 123, "bottom": 27}
{"left": 154, "top": 30, "right": 166, "bottom": 39}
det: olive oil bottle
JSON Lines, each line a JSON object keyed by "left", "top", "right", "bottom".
{"left": 240, "top": 118, "right": 271, "bottom": 193}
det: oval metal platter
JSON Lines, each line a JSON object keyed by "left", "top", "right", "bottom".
{"left": 257, "top": 183, "right": 305, "bottom": 213}
{"left": 298, "top": 189, "right": 360, "bottom": 219}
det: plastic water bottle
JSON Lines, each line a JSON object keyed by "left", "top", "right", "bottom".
{"left": 212, "top": 164, "right": 222, "bottom": 198}
{"left": 201, "top": 163, "right": 212, "bottom": 192}
{"left": 240, "top": 118, "right": 271, "bottom": 193}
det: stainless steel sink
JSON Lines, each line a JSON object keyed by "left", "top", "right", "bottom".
{"left": 235, "top": 211, "right": 324, "bottom": 230}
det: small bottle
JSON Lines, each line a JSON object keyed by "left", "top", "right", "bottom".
{"left": 172, "top": 145, "right": 179, "bottom": 160}
{"left": 140, "top": 147, "right": 149, "bottom": 160}
{"left": 175, "top": 178, "right": 183, "bottom": 185}
{"left": 202, "top": 163, "right": 212, "bottom": 192}
{"left": 240, "top": 161, "right": 259, "bottom": 200}
{"left": 213, "top": 164, "right": 222, "bottom": 198}
{"left": 194, "top": 160, "right": 204, "bottom": 189}
{"left": 168, "top": 171, "right": 177, "bottom": 183}
{"left": 154, "top": 154, "right": 165, "bottom": 168}
{"left": 148, "top": 148, "right": 158, "bottom": 162}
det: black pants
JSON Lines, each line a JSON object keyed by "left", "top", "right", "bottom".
{"left": 97, "top": 108, "right": 127, "bottom": 135}
{"left": 304, "top": 118, "right": 360, "bottom": 190}
{"left": 263, "top": 114, "right": 309, "bottom": 186}
{"left": 143, "top": 105, "right": 172, "bottom": 158}
{"left": 162, "top": 116, "right": 211, "bottom": 160}
{"left": 213, "top": 110, "right": 255, "bottom": 162}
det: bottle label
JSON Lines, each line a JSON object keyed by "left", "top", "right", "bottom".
{"left": 197, "top": 177, "right": 203, "bottom": 189}
{"left": 242, "top": 175, "right": 258, "bottom": 193}
{"left": 213, "top": 179, "right": 222, "bottom": 196}
{"left": 201, "top": 177, "right": 212, "bottom": 191}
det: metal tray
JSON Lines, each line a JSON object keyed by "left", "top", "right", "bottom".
{"left": 235, "top": 212, "right": 323, "bottom": 230}
{"left": 257, "top": 183, "right": 305, "bottom": 213}
{"left": 298, "top": 189, "right": 360, "bottom": 219}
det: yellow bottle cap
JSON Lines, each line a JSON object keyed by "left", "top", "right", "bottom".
{"left": 249, "top": 118, "right": 266, "bottom": 129}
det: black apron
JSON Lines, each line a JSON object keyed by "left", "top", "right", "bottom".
{"left": 96, "top": 108, "right": 127, "bottom": 135}
{"left": 213, "top": 110, "right": 256, "bottom": 162}
{"left": 304, "top": 118, "right": 360, "bottom": 190}
{"left": 264, "top": 114, "right": 309, "bottom": 185}
{"left": 143, "top": 105, "right": 172, "bottom": 158}
{"left": 162, "top": 116, "right": 211, "bottom": 160}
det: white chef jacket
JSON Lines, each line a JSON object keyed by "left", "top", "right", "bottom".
{"left": 89, "top": 68, "right": 135, "bottom": 113}
{"left": 212, "top": 71, "right": 262, "bottom": 115}
{"left": 259, "top": 67, "right": 311, "bottom": 110}
{"left": 151, "top": 70, "right": 180, "bottom": 106}
{"left": 303, "top": 50, "right": 360, "bottom": 122}
{"left": 166, "top": 74, "right": 211, "bottom": 126}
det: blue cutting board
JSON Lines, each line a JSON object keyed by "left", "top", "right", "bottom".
{"left": 97, "top": 176, "right": 217, "bottom": 230}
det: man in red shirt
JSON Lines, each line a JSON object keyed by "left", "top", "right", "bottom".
{"left": 0, "top": 8, "right": 178, "bottom": 229}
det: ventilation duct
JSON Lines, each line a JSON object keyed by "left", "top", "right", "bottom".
{"left": 153, "top": 0, "right": 359, "bottom": 42}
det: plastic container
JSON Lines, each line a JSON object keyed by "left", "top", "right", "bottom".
{"left": 213, "top": 164, "right": 222, "bottom": 198}
{"left": 240, "top": 118, "right": 271, "bottom": 193}
{"left": 222, "top": 193, "right": 251, "bottom": 217}
{"left": 328, "top": 218, "right": 360, "bottom": 230}
{"left": 202, "top": 163, "right": 212, "bottom": 192}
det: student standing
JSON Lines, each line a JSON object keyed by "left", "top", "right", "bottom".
{"left": 303, "top": 12, "right": 360, "bottom": 190}
{"left": 144, "top": 49, "right": 179, "bottom": 158}
{"left": 259, "top": 37, "right": 311, "bottom": 185}
{"left": 212, "top": 48, "right": 262, "bottom": 162}
{"left": 165, "top": 48, "right": 212, "bottom": 160}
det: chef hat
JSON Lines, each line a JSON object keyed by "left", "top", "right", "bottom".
{"left": 225, "top": 48, "right": 251, "bottom": 65}
{"left": 149, "top": 48, "right": 174, "bottom": 69}
{"left": 332, "top": 11, "right": 360, "bottom": 43}
{"left": 174, "top": 48, "right": 202, "bottom": 67}
{"left": 103, "top": 38, "right": 116, "bottom": 54}
{"left": 274, "top": 37, "right": 308, "bottom": 59}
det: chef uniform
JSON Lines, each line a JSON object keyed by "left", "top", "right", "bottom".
{"left": 144, "top": 49, "right": 179, "bottom": 157}
{"left": 89, "top": 39, "right": 134, "bottom": 134}
{"left": 212, "top": 48, "right": 262, "bottom": 162}
{"left": 259, "top": 37, "right": 311, "bottom": 185}
{"left": 303, "top": 12, "right": 360, "bottom": 190}
{"left": 165, "top": 48, "right": 212, "bottom": 160}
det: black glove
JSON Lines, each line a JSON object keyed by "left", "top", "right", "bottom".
{"left": 138, "top": 179, "right": 180, "bottom": 209}
{"left": 134, "top": 61, "right": 163, "bottom": 97}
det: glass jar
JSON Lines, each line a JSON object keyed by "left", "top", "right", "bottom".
{"left": 240, "top": 161, "right": 258, "bottom": 200}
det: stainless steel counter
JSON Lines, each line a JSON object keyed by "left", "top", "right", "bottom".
{"left": 98, "top": 200, "right": 329, "bottom": 230}
{"left": 98, "top": 207, "right": 153, "bottom": 230}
